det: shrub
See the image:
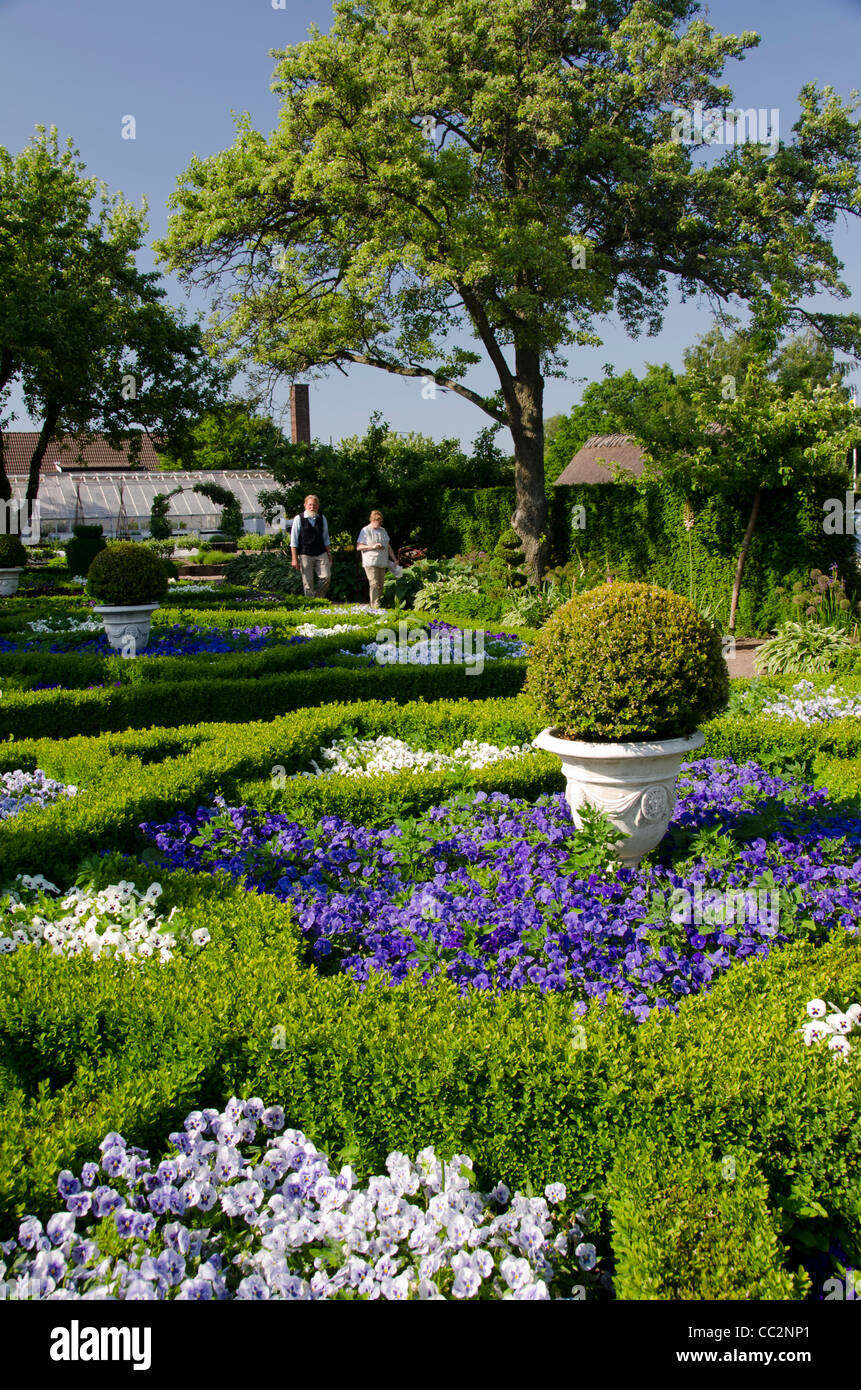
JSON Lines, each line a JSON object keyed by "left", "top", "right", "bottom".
{"left": 149, "top": 488, "right": 181, "bottom": 541}
{"left": 490, "top": 527, "right": 527, "bottom": 586}
{"left": 0, "top": 658, "right": 528, "bottom": 742}
{"left": 525, "top": 582, "right": 730, "bottom": 741}
{"left": 62, "top": 524, "right": 106, "bottom": 578}
{"left": 138, "top": 538, "right": 176, "bottom": 561}
{"left": 224, "top": 551, "right": 360, "bottom": 602}
{"left": 0, "top": 534, "right": 28, "bottom": 568}
{"left": 86, "top": 542, "right": 169, "bottom": 606}
{"left": 609, "top": 1137, "right": 805, "bottom": 1300}
{"left": 754, "top": 622, "right": 856, "bottom": 676}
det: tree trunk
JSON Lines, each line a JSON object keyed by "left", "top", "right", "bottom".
{"left": 0, "top": 350, "right": 15, "bottom": 503}
{"left": 25, "top": 404, "right": 62, "bottom": 504}
{"left": 728, "top": 485, "right": 762, "bottom": 632}
{"left": 508, "top": 345, "right": 546, "bottom": 582}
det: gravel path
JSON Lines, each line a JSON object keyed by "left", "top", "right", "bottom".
{"left": 726, "top": 639, "right": 768, "bottom": 680}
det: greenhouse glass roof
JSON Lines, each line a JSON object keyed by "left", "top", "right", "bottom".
{"left": 12, "top": 471, "right": 282, "bottom": 530}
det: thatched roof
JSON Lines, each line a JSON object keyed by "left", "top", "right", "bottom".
{"left": 553, "top": 434, "right": 648, "bottom": 486}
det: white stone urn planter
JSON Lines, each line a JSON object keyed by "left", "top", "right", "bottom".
{"left": 93, "top": 603, "right": 160, "bottom": 653}
{"left": 533, "top": 727, "right": 706, "bottom": 865}
{"left": 0, "top": 567, "right": 24, "bottom": 597}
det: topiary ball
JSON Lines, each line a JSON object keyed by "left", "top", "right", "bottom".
{"left": 64, "top": 523, "right": 106, "bottom": 578}
{"left": 86, "top": 542, "right": 169, "bottom": 606}
{"left": 525, "top": 581, "right": 729, "bottom": 741}
{"left": 0, "top": 534, "right": 28, "bottom": 568}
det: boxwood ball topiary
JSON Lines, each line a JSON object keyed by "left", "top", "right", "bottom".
{"left": 87, "top": 542, "right": 169, "bottom": 606}
{"left": 0, "top": 534, "right": 28, "bottom": 568}
{"left": 525, "top": 582, "right": 729, "bottom": 741}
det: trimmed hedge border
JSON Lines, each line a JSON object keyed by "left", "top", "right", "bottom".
{"left": 2, "top": 694, "right": 861, "bottom": 880}
{"left": 1, "top": 868, "right": 858, "bottom": 1297}
{"left": 0, "top": 660, "right": 529, "bottom": 739}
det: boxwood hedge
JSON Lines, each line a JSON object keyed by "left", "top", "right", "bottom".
{"left": 1, "top": 869, "right": 858, "bottom": 1298}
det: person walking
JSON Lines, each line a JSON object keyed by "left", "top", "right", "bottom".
{"left": 290, "top": 494, "right": 332, "bottom": 598}
{"left": 356, "top": 509, "right": 398, "bottom": 609}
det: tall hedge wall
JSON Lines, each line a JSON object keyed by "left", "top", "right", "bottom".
{"left": 552, "top": 478, "right": 857, "bottom": 636}
{"left": 422, "top": 486, "right": 516, "bottom": 556}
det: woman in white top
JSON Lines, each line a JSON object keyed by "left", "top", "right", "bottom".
{"left": 356, "top": 509, "right": 398, "bottom": 608}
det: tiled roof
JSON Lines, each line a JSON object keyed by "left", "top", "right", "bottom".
{"left": 553, "top": 434, "right": 647, "bottom": 486}
{"left": 2, "top": 433, "right": 160, "bottom": 476}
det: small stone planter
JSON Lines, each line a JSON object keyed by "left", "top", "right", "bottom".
{"left": 0, "top": 567, "right": 24, "bottom": 597}
{"left": 93, "top": 603, "right": 160, "bottom": 653}
{"left": 533, "top": 727, "right": 706, "bottom": 865}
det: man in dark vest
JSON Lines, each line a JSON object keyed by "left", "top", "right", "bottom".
{"left": 289, "top": 493, "right": 332, "bottom": 598}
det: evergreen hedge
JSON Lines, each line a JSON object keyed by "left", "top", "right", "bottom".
{"left": 1, "top": 872, "right": 857, "bottom": 1297}
{"left": 3, "top": 693, "right": 861, "bottom": 881}
{"left": 552, "top": 478, "right": 857, "bottom": 637}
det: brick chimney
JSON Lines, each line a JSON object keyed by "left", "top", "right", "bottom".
{"left": 290, "top": 384, "right": 311, "bottom": 445}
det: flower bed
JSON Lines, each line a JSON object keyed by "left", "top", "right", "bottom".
{"left": 761, "top": 681, "right": 861, "bottom": 723}
{"left": 141, "top": 759, "right": 861, "bottom": 1019}
{"left": 0, "top": 1099, "right": 602, "bottom": 1300}
{"left": 2, "top": 570, "right": 861, "bottom": 1304}
{"left": 0, "top": 623, "right": 311, "bottom": 659}
{"left": 303, "top": 734, "right": 534, "bottom": 778}
{"left": 0, "top": 769, "right": 77, "bottom": 821}
{"left": 0, "top": 876, "right": 210, "bottom": 962}
{"left": 351, "top": 620, "right": 531, "bottom": 665}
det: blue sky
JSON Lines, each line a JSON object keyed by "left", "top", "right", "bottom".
{"left": 1, "top": 0, "right": 860, "bottom": 449}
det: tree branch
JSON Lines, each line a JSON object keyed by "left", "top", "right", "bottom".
{"left": 338, "top": 350, "right": 507, "bottom": 421}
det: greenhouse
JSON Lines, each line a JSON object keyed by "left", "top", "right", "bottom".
{"left": 12, "top": 471, "right": 282, "bottom": 539}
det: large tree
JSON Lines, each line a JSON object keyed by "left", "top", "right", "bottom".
{"left": 157, "top": 0, "right": 861, "bottom": 577}
{"left": 0, "top": 128, "right": 224, "bottom": 504}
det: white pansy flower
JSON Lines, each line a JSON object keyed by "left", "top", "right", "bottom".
{"left": 826, "top": 1012, "right": 853, "bottom": 1036}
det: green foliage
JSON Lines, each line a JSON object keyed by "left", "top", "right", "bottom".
{"left": 253, "top": 416, "right": 513, "bottom": 552}
{"left": 157, "top": 398, "right": 288, "bottom": 472}
{"left": 62, "top": 524, "right": 105, "bottom": 578}
{"left": 0, "top": 652, "right": 528, "bottom": 743}
{"left": 1, "top": 875, "right": 859, "bottom": 1293}
{"left": 138, "top": 537, "right": 176, "bottom": 561}
{"left": 526, "top": 582, "right": 729, "bottom": 740}
{"left": 86, "top": 542, "right": 170, "bottom": 606}
{"left": 0, "top": 127, "right": 225, "bottom": 501}
{"left": 754, "top": 622, "right": 856, "bottom": 676}
{"left": 422, "top": 487, "right": 516, "bottom": 559}
{"left": 412, "top": 559, "right": 484, "bottom": 612}
{"left": 775, "top": 567, "right": 857, "bottom": 631}
{"left": 223, "top": 550, "right": 360, "bottom": 601}
{"left": 0, "top": 534, "right": 28, "bottom": 568}
{"left": 554, "top": 479, "right": 857, "bottom": 637}
{"left": 609, "top": 1137, "right": 805, "bottom": 1300}
{"left": 192, "top": 481, "right": 244, "bottom": 540}
{"left": 500, "top": 567, "right": 587, "bottom": 629}
{"left": 490, "top": 527, "right": 527, "bottom": 586}
{"left": 149, "top": 488, "right": 181, "bottom": 540}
